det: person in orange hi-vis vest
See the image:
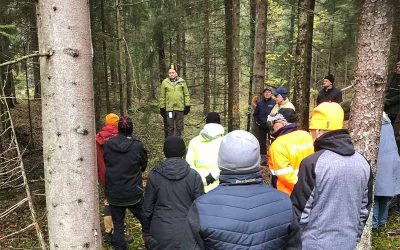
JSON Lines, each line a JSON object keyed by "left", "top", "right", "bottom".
{"left": 267, "top": 113, "right": 314, "bottom": 195}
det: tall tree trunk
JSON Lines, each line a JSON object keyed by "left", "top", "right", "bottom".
{"left": 286, "top": 0, "right": 297, "bottom": 89}
{"left": 225, "top": 0, "right": 240, "bottom": 131}
{"left": 388, "top": 0, "right": 400, "bottom": 73}
{"left": 115, "top": 0, "right": 127, "bottom": 116}
{"left": 110, "top": 54, "right": 118, "bottom": 102}
{"left": 224, "top": 0, "right": 233, "bottom": 123}
{"left": 29, "top": 5, "right": 41, "bottom": 99}
{"left": 36, "top": 0, "right": 102, "bottom": 248}
{"left": 101, "top": 0, "right": 110, "bottom": 113}
{"left": 176, "top": 0, "right": 183, "bottom": 75}
{"left": 293, "top": 0, "right": 315, "bottom": 129}
{"left": 154, "top": 5, "right": 166, "bottom": 82}
{"left": 124, "top": 19, "right": 133, "bottom": 111}
{"left": 213, "top": 55, "right": 218, "bottom": 111}
{"left": 349, "top": 1, "right": 393, "bottom": 249}
{"left": 182, "top": 30, "right": 187, "bottom": 79}
{"left": 252, "top": 0, "right": 267, "bottom": 101}
{"left": 203, "top": 0, "right": 210, "bottom": 115}
{"left": 90, "top": 0, "right": 102, "bottom": 130}
{"left": 247, "top": 0, "right": 256, "bottom": 132}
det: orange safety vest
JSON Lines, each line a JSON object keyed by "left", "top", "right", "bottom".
{"left": 268, "top": 130, "right": 314, "bottom": 195}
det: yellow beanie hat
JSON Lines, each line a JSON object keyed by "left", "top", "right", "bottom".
{"left": 309, "top": 102, "right": 344, "bottom": 130}
{"left": 105, "top": 113, "right": 119, "bottom": 128}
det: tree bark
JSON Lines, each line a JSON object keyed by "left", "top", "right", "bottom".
{"left": 203, "top": 0, "right": 210, "bottom": 115}
{"left": 247, "top": 0, "right": 256, "bottom": 132}
{"left": 29, "top": 4, "right": 41, "bottom": 99}
{"left": 225, "top": 0, "right": 240, "bottom": 131}
{"left": 115, "top": 0, "right": 127, "bottom": 116}
{"left": 36, "top": 0, "right": 102, "bottom": 248}
{"left": 293, "top": 0, "right": 315, "bottom": 129}
{"left": 101, "top": 0, "right": 111, "bottom": 113}
{"left": 348, "top": 1, "right": 393, "bottom": 249}
{"left": 286, "top": 0, "right": 297, "bottom": 89}
{"left": 388, "top": 0, "right": 400, "bottom": 74}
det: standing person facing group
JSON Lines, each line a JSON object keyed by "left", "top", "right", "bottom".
{"left": 253, "top": 87, "right": 276, "bottom": 164}
{"left": 159, "top": 63, "right": 191, "bottom": 137}
{"left": 316, "top": 74, "right": 342, "bottom": 105}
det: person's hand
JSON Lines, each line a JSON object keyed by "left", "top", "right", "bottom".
{"left": 142, "top": 233, "right": 150, "bottom": 247}
{"left": 160, "top": 108, "right": 166, "bottom": 117}
{"left": 205, "top": 173, "right": 215, "bottom": 185}
{"left": 184, "top": 106, "right": 191, "bottom": 115}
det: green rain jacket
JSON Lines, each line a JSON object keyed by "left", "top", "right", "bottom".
{"left": 159, "top": 77, "right": 190, "bottom": 111}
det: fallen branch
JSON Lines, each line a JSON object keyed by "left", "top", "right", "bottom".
{"left": 0, "top": 51, "right": 51, "bottom": 68}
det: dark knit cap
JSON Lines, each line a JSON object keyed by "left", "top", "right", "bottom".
{"left": 206, "top": 112, "right": 221, "bottom": 124}
{"left": 324, "top": 74, "right": 335, "bottom": 84}
{"left": 118, "top": 116, "right": 133, "bottom": 136}
{"left": 163, "top": 136, "right": 186, "bottom": 158}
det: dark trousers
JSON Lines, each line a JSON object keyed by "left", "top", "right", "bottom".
{"left": 110, "top": 201, "right": 144, "bottom": 250}
{"left": 166, "top": 111, "right": 184, "bottom": 137}
{"left": 255, "top": 124, "right": 269, "bottom": 155}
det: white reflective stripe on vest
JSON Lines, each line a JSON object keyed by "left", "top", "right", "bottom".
{"left": 270, "top": 166, "right": 297, "bottom": 176}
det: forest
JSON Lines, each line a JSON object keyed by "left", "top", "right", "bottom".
{"left": 0, "top": 0, "right": 399, "bottom": 249}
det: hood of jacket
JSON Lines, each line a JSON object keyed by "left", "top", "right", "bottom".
{"left": 154, "top": 157, "right": 190, "bottom": 181}
{"left": 200, "top": 123, "right": 225, "bottom": 141}
{"left": 314, "top": 129, "right": 355, "bottom": 156}
{"left": 271, "top": 123, "right": 297, "bottom": 142}
{"left": 106, "top": 134, "right": 134, "bottom": 153}
{"left": 382, "top": 112, "right": 391, "bottom": 125}
{"left": 219, "top": 171, "right": 263, "bottom": 186}
{"left": 167, "top": 77, "right": 184, "bottom": 86}
{"left": 96, "top": 125, "right": 118, "bottom": 145}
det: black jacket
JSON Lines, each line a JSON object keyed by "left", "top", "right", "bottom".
{"left": 254, "top": 97, "right": 276, "bottom": 129}
{"left": 316, "top": 86, "right": 342, "bottom": 105}
{"left": 142, "top": 157, "right": 204, "bottom": 250}
{"left": 183, "top": 171, "right": 301, "bottom": 250}
{"left": 103, "top": 134, "right": 148, "bottom": 206}
{"left": 384, "top": 73, "right": 400, "bottom": 117}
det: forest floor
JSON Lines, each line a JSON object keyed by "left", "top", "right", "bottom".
{"left": 2, "top": 99, "right": 400, "bottom": 249}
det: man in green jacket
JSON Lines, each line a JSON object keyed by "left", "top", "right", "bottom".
{"left": 159, "top": 63, "right": 191, "bottom": 137}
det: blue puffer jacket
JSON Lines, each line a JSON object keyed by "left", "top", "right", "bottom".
{"left": 183, "top": 171, "right": 301, "bottom": 250}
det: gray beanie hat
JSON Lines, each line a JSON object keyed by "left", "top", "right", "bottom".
{"left": 218, "top": 130, "right": 260, "bottom": 173}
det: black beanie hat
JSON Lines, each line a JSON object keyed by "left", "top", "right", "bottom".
{"left": 163, "top": 136, "right": 186, "bottom": 158}
{"left": 205, "top": 112, "right": 221, "bottom": 124}
{"left": 324, "top": 74, "right": 335, "bottom": 84}
{"left": 118, "top": 116, "right": 133, "bottom": 136}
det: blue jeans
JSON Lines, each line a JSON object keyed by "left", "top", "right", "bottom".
{"left": 372, "top": 196, "right": 391, "bottom": 229}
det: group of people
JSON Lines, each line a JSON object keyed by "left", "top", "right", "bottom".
{"left": 93, "top": 63, "right": 400, "bottom": 250}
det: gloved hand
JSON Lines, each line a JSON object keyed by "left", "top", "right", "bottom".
{"left": 160, "top": 108, "right": 166, "bottom": 117}
{"left": 184, "top": 105, "right": 191, "bottom": 115}
{"left": 205, "top": 173, "right": 215, "bottom": 185}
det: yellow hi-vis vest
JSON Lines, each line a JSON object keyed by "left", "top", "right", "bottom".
{"left": 186, "top": 124, "right": 224, "bottom": 192}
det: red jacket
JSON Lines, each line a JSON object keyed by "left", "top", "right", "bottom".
{"left": 96, "top": 125, "right": 118, "bottom": 187}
